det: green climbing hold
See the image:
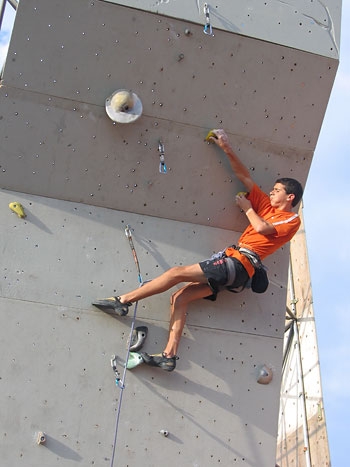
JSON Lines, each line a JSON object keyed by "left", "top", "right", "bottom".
{"left": 126, "top": 352, "right": 143, "bottom": 369}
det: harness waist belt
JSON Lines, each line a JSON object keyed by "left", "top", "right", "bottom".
{"left": 237, "top": 247, "right": 263, "bottom": 270}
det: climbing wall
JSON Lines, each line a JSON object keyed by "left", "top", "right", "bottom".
{"left": 0, "top": 1, "right": 340, "bottom": 466}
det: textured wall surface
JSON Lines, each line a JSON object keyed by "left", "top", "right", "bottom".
{"left": 105, "top": 0, "right": 341, "bottom": 58}
{"left": 0, "top": 0, "right": 338, "bottom": 230}
{"left": 0, "top": 0, "right": 340, "bottom": 465}
{"left": 1, "top": 189, "right": 288, "bottom": 466}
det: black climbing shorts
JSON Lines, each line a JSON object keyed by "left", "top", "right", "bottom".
{"left": 199, "top": 251, "right": 249, "bottom": 301}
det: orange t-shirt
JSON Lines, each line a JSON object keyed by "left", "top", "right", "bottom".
{"left": 225, "top": 184, "right": 301, "bottom": 277}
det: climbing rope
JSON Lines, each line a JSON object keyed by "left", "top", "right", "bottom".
{"left": 109, "top": 225, "right": 144, "bottom": 467}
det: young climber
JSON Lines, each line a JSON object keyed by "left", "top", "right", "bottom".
{"left": 92, "top": 129, "right": 303, "bottom": 371}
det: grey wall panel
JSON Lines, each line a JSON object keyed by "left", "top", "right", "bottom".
{"left": 3, "top": 0, "right": 337, "bottom": 150}
{"left": 1, "top": 297, "right": 282, "bottom": 466}
{"left": 1, "top": 189, "right": 286, "bottom": 465}
{"left": 103, "top": 0, "right": 341, "bottom": 59}
{"left": 0, "top": 87, "right": 311, "bottom": 230}
{"left": 1, "top": 189, "right": 288, "bottom": 338}
{"left": 0, "top": 0, "right": 337, "bottom": 230}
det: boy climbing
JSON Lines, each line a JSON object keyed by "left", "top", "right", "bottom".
{"left": 92, "top": 129, "right": 303, "bottom": 371}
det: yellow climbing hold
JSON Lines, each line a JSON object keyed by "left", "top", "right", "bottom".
{"left": 205, "top": 130, "right": 217, "bottom": 142}
{"left": 236, "top": 191, "right": 248, "bottom": 198}
{"left": 9, "top": 202, "right": 26, "bottom": 218}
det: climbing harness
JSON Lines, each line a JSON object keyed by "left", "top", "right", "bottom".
{"left": 109, "top": 224, "right": 144, "bottom": 467}
{"left": 158, "top": 140, "right": 167, "bottom": 174}
{"left": 203, "top": 3, "right": 213, "bottom": 36}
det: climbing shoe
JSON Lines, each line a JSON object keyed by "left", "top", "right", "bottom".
{"left": 92, "top": 296, "right": 131, "bottom": 316}
{"left": 140, "top": 352, "right": 178, "bottom": 372}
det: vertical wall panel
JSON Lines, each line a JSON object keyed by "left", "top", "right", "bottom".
{"left": 104, "top": 0, "right": 341, "bottom": 59}
{"left": 1, "top": 189, "right": 286, "bottom": 466}
{"left": 0, "top": 0, "right": 337, "bottom": 227}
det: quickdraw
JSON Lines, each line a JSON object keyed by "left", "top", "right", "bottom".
{"left": 203, "top": 3, "right": 213, "bottom": 36}
{"left": 158, "top": 140, "right": 167, "bottom": 174}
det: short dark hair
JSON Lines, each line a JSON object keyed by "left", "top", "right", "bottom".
{"left": 275, "top": 178, "right": 303, "bottom": 207}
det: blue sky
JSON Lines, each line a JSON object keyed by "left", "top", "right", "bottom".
{"left": 1, "top": 3, "right": 348, "bottom": 465}
{"left": 0, "top": 3, "right": 15, "bottom": 65}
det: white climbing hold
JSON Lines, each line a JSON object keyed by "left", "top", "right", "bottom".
{"left": 37, "top": 431, "right": 46, "bottom": 445}
{"left": 257, "top": 364, "right": 273, "bottom": 384}
{"left": 105, "top": 89, "right": 142, "bottom": 123}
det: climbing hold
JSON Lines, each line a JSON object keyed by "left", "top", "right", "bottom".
{"left": 105, "top": 89, "right": 142, "bottom": 123}
{"left": 205, "top": 130, "right": 217, "bottom": 142}
{"left": 128, "top": 326, "right": 148, "bottom": 352}
{"left": 236, "top": 192, "right": 248, "bottom": 212}
{"left": 126, "top": 352, "right": 143, "bottom": 370}
{"left": 9, "top": 202, "right": 26, "bottom": 218}
{"left": 36, "top": 431, "right": 46, "bottom": 445}
{"left": 159, "top": 429, "right": 169, "bottom": 437}
{"left": 257, "top": 365, "right": 273, "bottom": 384}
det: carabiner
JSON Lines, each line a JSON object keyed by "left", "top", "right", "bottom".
{"left": 203, "top": 3, "right": 213, "bottom": 36}
{"left": 158, "top": 140, "right": 167, "bottom": 174}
